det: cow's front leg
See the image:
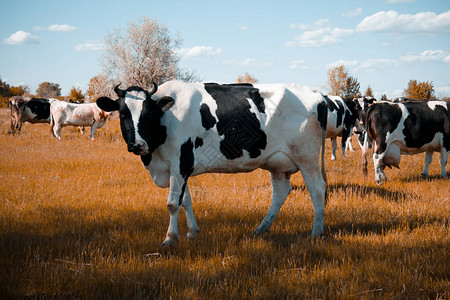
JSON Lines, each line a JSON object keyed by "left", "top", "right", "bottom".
{"left": 254, "top": 172, "right": 291, "bottom": 235}
{"left": 162, "top": 174, "right": 187, "bottom": 246}
{"left": 90, "top": 122, "right": 99, "bottom": 140}
{"left": 181, "top": 185, "right": 199, "bottom": 239}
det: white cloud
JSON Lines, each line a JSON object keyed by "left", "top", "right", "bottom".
{"left": 240, "top": 26, "right": 249, "bottom": 31}
{"left": 355, "top": 58, "right": 399, "bottom": 71}
{"left": 223, "top": 58, "right": 273, "bottom": 67}
{"left": 356, "top": 10, "right": 450, "bottom": 34}
{"left": 286, "top": 27, "right": 354, "bottom": 47}
{"left": 326, "top": 58, "right": 398, "bottom": 71}
{"left": 288, "top": 59, "right": 305, "bottom": 69}
{"left": 342, "top": 8, "right": 362, "bottom": 18}
{"left": 400, "top": 49, "right": 450, "bottom": 63}
{"left": 290, "top": 18, "right": 330, "bottom": 31}
{"left": 177, "top": 46, "right": 223, "bottom": 58}
{"left": 326, "top": 59, "right": 358, "bottom": 68}
{"left": 33, "top": 24, "right": 77, "bottom": 32}
{"left": 75, "top": 42, "right": 103, "bottom": 51}
{"left": 386, "top": 0, "right": 416, "bottom": 3}
{"left": 3, "top": 31, "right": 40, "bottom": 45}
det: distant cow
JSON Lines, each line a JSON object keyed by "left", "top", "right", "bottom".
{"left": 50, "top": 101, "right": 111, "bottom": 140}
{"left": 361, "top": 101, "right": 449, "bottom": 184}
{"left": 8, "top": 96, "right": 53, "bottom": 134}
{"left": 324, "top": 95, "right": 360, "bottom": 160}
{"left": 96, "top": 81, "right": 328, "bottom": 246}
{"left": 353, "top": 96, "right": 377, "bottom": 148}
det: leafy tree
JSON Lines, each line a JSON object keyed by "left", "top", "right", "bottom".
{"left": 403, "top": 80, "right": 435, "bottom": 100}
{"left": 102, "top": 16, "right": 198, "bottom": 90}
{"left": 36, "top": 82, "right": 61, "bottom": 98}
{"left": 365, "top": 85, "right": 374, "bottom": 97}
{"left": 381, "top": 94, "right": 388, "bottom": 101}
{"left": 87, "top": 74, "right": 115, "bottom": 102}
{"left": 69, "top": 87, "right": 85, "bottom": 103}
{"left": 237, "top": 72, "right": 259, "bottom": 84}
{"left": 0, "top": 77, "right": 30, "bottom": 107}
{"left": 327, "top": 65, "right": 349, "bottom": 97}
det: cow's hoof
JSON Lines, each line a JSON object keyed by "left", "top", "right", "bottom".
{"left": 187, "top": 228, "right": 199, "bottom": 239}
{"left": 254, "top": 227, "right": 270, "bottom": 236}
{"left": 161, "top": 238, "right": 176, "bottom": 248}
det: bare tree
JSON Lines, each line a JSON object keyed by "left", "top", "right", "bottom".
{"left": 102, "top": 17, "right": 198, "bottom": 90}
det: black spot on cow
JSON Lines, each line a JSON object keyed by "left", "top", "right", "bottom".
{"left": 141, "top": 153, "right": 152, "bottom": 166}
{"left": 179, "top": 138, "right": 195, "bottom": 205}
{"left": 317, "top": 100, "right": 328, "bottom": 130}
{"left": 403, "top": 102, "right": 450, "bottom": 150}
{"left": 136, "top": 96, "right": 171, "bottom": 154}
{"left": 204, "top": 83, "right": 267, "bottom": 160}
{"left": 200, "top": 104, "right": 216, "bottom": 130}
{"left": 28, "top": 98, "right": 51, "bottom": 120}
{"left": 366, "top": 102, "right": 403, "bottom": 154}
{"left": 325, "top": 96, "right": 345, "bottom": 127}
{"left": 194, "top": 137, "right": 203, "bottom": 149}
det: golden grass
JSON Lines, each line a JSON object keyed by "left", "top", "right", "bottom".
{"left": 0, "top": 108, "right": 448, "bottom": 299}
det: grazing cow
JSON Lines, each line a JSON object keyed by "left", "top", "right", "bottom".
{"left": 361, "top": 101, "right": 450, "bottom": 184}
{"left": 96, "top": 81, "right": 328, "bottom": 246}
{"left": 324, "top": 95, "right": 360, "bottom": 160}
{"left": 8, "top": 96, "right": 53, "bottom": 134}
{"left": 50, "top": 101, "right": 111, "bottom": 140}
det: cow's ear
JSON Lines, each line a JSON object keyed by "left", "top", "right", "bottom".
{"left": 96, "top": 97, "right": 120, "bottom": 112}
{"left": 156, "top": 96, "right": 175, "bottom": 112}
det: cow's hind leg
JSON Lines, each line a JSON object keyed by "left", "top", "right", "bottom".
{"left": 330, "top": 138, "right": 337, "bottom": 160}
{"left": 440, "top": 149, "right": 448, "bottom": 178}
{"left": 299, "top": 164, "right": 326, "bottom": 236}
{"left": 254, "top": 172, "right": 291, "bottom": 235}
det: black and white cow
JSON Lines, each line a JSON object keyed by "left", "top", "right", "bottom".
{"left": 97, "top": 81, "right": 328, "bottom": 246}
{"left": 324, "top": 95, "right": 360, "bottom": 160}
{"left": 352, "top": 96, "right": 377, "bottom": 148}
{"left": 361, "top": 100, "right": 449, "bottom": 184}
{"left": 8, "top": 96, "right": 54, "bottom": 134}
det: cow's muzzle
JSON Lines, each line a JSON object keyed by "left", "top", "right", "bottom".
{"left": 127, "top": 142, "right": 149, "bottom": 155}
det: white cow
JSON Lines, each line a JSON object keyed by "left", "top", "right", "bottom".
{"left": 50, "top": 101, "right": 111, "bottom": 140}
{"left": 96, "top": 81, "right": 328, "bottom": 246}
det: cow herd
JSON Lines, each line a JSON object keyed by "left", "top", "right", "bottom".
{"left": 7, "top": 81, "right": 449, "bottom": 244}
{"left": 8, "top": 96, "right": 111, "bottom": 139}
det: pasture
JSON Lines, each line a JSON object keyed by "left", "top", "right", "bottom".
{"left": 0, "top": 108, "right": 448, "bottom": 299}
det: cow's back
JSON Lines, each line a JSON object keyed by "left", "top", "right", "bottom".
{"left": 154, "top": 81, "right": 325, "bottom": 174}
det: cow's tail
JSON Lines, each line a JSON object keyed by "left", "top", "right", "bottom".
{"left": 317, "top": 100, "right": 328, "bottom": 203}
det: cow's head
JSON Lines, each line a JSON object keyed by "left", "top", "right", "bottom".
{"left": 96, "top": 82, "right": 174, "bottom": 156}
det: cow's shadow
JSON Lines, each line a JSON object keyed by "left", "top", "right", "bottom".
{"left": 291, "top": 182, "right": 409, "bottom": 203}
{"left": 399, "top": 173, "right": 448, "bottom": 183}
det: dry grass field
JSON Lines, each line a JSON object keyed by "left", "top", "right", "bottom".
{"left": 0, "top": 107, "right": 449, "bottom": 299}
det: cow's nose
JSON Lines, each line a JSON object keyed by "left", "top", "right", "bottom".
{"left": 128, "top": 144, "right": 142, "bottom": 155}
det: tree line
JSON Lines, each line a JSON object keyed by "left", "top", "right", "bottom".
{"left": 1, "top": 16, "right": 446, "bottom": 108}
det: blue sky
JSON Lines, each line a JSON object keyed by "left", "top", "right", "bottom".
{"left": 1, "top": 0, "right": 449, "bottom": 99}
